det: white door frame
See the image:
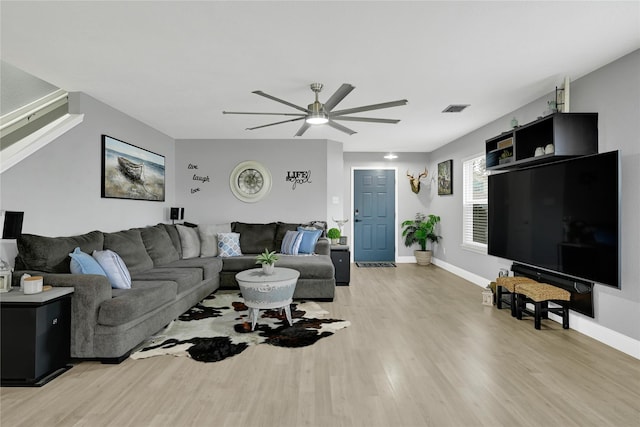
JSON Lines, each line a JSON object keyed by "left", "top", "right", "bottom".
{"left": 350, "top": 167, "right": 399, "bottom": 263}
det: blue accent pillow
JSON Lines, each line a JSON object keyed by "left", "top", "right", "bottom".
{"left": 92, "top": 249, "right": 132, "bottom": 289}
{"left": 297, "top": 227, "right": 323, "bottom": 254}
{"left": 281, "top": 230, "right": 304, "bottom": 255}
{"left": 217, "top": 232, "right": 243, "bottom": 257}
{"left": 69, "top": 247, "right": 107, "bottom": 276}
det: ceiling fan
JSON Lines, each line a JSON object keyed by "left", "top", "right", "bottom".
{"left": 223, "top": 83, "right": 408, "bottom": 136}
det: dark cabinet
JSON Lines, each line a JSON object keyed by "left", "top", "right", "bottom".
{"left": 1, "top": 288, "right": 73, "bottom": 386}
{"left": 486, "top": 113, "right": 598, "bottom": 170}
{"left": 330, "top": 245, "right": 350, "bottom": 286}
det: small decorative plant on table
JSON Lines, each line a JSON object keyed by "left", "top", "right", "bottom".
{"left": 327, "top": 227, "right": 341, "bottom": 244}
{"left": 255, "top": 248, "right": 279, "bottom": 275}
{"left": 401, "top": 213, "right": 441, "bottom": 266}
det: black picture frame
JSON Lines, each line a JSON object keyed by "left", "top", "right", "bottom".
{"left": 438, "top": 159, "right": 453, "bottom": 195}
{"left": 101, "top": 135, "right": 165, "bottom": 201}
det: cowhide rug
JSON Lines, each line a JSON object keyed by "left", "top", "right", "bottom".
{"left": 130, "top": 290, "right": 350, "bottom": 363}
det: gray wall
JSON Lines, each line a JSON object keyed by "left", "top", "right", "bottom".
{"left": 427, "top": 50, "right": 639, "bottom": 341}
{"left": 342, "top": 152, "right": 431, "bottom": 258}
{"left": 174, "top": 139, "right": 341, "bottom": 225}
{"left": 0, "top": 92, "right": 176, "bottom": 261}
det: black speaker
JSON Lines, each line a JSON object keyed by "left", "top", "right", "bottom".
{"left": 170, "top": 208, "right": 179, "bottom": 220}
{"left": 180, "top": 208, "right": 185, "bottom": 220}
{"left": 2, "top": 211, "right": 24, "bottom": 239}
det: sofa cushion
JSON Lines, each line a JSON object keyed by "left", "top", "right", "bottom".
{"left": 218, "top": 232, "right": 242, "bottom": 257}
{"left": 231, "top": 222, "right": 278, "bottom": 254}
{"left": 297, "top": 227, "right": 323, "bottom": 254}
{"left": 93, "top": 249, "right": 132, "bottom": 289}
{"left": 198, "top": 223, "right": 231, "bottom": 257}
{"left": 159, "top": 223, "right": 182, "bottom": 258}
{"left": 176, "top": 224, "right": 200, "bottom": 259}
{"left": 98, "top": 280, "right": 178, "bottom": 326}
{"left": 103, "top": 229, "right": 154, "bottom": 272}
{"left": 162, "top": 257, "right": 223, "bottom": 281}
{"left": 69, "top": 247, "right": 107, "bottom": 276}
{"left": 15, "top": 231, "right": 104, "bottom": 273}
{"left": 130, "top": 267, "right": 203, "bottom": 294}
{"left": 139, "top": 225, "right": 180, "bottom": 266}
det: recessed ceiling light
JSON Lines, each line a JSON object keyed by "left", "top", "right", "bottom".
{"left": 384, "top": 153, "right": 398, "bottom": 159}
{"left": 442, "top": 104, "right": 470, "bottom": 113}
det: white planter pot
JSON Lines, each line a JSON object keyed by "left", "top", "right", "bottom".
{"left": 261, "top": 263, "right": 275, "bottom": 275}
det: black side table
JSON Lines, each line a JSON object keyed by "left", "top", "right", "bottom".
{"left": 330, "top": 245, "right": 351, "bottom": 286}
{"left": 1, "top": 287, "right": 74, "bottom": 386}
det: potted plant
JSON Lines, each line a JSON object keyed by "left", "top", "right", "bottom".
{"left": 255, "top": 248, "right": 279, "bottom": 275}
{"left": 401, "top": 213, "right": 441, "bottom": 265}
{"left": 327, "top": 227, "right": 341, "bottom": 244}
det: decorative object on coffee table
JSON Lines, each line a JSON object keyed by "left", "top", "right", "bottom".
{"left": 255, "top": 248, "right": 278, "bottom": 275}
{"left": 236, "top": 267, "right": 300, "bottom": 330}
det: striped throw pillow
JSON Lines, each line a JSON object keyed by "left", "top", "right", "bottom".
{"left": 281, "top": 230, "right": 304, "bottom": 255}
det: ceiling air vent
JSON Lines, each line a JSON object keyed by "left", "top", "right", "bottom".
{"left": 442, "top": 104, "right": 469, "bottom": 113}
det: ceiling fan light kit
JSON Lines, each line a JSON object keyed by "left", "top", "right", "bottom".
{"left": 224, "top": 83, "right": 407, "bottom": 136}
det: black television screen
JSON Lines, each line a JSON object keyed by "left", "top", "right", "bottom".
{"left": 488, "top": 151, "right": 620, "bottom": 288}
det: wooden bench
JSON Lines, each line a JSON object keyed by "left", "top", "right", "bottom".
{"left": 515, "top": 282, "right": 571, "bottom": 330}
{"left": 495, "top": 276, "right": 538, "bottom": 317}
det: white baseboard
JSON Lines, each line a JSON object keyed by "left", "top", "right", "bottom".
{"left": 430, "top": 257, "right": 640, "bottom": 360}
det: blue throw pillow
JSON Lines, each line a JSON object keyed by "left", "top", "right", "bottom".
{"left": 69, "top": 247, "right": 107, "bottom": 276}
{"left": 92, "top": 249, "right": 132, "bottom": 289}
{"left": 281, "top": 230, "right": 304, "bottom": 255}
{"left": 217, "top": 232, "right": 242, "bottom": 257}
{"left": 297, "top": 227, "right": 322, "bottom": 254}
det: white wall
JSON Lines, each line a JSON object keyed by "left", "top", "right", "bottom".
{"left": 174, "top": 139, "right": 338, "bottom": 225}
{"left": 428, "top": 50, "right": 640, "bottom": 345}
{"left": 0, "top": 92, "right": 176, "bottom": 264}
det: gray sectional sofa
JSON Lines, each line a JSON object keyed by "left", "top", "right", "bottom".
{"left": 13, "top": 221, "right": 335, "bottom": 363}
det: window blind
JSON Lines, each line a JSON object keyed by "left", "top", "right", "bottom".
{"left": 462, "top": 154, "right": 488, "bottom": 252}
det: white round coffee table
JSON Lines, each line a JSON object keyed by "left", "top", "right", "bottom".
{"left": 235, "top": 267, "right": 300, "bottom": 331}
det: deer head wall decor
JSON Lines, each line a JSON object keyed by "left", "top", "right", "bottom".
{"left": 407, "top": 168, "right": 428, "bottom": 194}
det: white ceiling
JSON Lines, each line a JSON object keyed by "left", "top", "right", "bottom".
{"left": 2, "top": 1, "right": 638, "bottom": 152}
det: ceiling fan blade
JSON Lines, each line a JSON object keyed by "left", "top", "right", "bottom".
{"left": 331, "top": 116, "right": 400, "bottom": 124}
{"left": 327, "top": 120, "right": 357, "bottom": 136}
{"left": 223, "top": 111, "right": 306, "bottom": 117}
{"left": 246, "top": 117, "right": 305, "bottom": 131}
{"left": 295, "top": 122, "right": 311, "bottom": 137}
{"left": 252, "top": 90, "right": 309, "bottom": 113}
{"left": 323, "top": 83, "right": 355, "bottom": 112}
{"left": 331, "top": 99, "right": 408, "bottom": 116}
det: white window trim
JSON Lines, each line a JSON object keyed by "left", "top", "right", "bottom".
{"left": 460, "top": 152, "right": 488, "bottom": 254}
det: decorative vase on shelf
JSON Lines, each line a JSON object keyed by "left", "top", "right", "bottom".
{"left": 262, "top": 263, "right": 275, "bottom": 275}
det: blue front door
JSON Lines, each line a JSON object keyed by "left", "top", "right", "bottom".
{"left": 353, "top": 169, "right": 395, "bottom": 262}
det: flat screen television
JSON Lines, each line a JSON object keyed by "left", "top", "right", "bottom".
{"left": 488, "top": 151, "right": 620, "bottom": 288}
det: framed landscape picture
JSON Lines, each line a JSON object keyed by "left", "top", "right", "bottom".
{"left": 101, "top": 135, "right": 165, "bottom": 201}
{"left": 438, "top": 159, "right": 453, "bottom": 195}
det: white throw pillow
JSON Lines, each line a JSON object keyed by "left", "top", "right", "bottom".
{"left": 177, "top": 224, "right": 200, "bottom": 259}
{"left": 198, "top": 223, "right": 231, "bottom": 257}
{"left": 92, "top": 249, "right": 131, "bottom": 289}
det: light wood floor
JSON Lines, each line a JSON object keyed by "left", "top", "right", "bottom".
{"left": 2, "top": 264, "right": 639, "bottom": 427}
